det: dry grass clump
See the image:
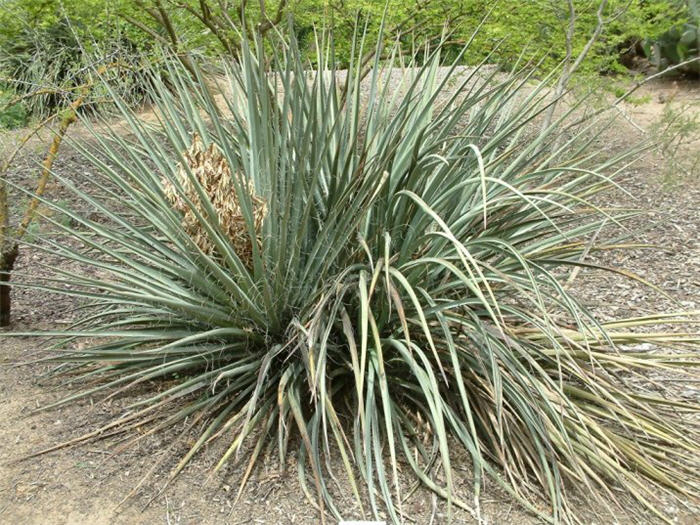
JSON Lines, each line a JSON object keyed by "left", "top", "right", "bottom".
{"left": 162, "top": 134, "right": 265, "bottom": 264}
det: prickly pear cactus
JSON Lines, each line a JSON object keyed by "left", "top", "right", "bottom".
{"left": 645, "top": 0, "right": 700, "bottom": 74}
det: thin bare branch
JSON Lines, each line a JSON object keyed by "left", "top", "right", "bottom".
{"left": 542, "top": 0, "right": 609, "bottom": 134}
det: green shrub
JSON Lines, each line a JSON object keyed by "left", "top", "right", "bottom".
{"left": 19, "top": 29, "right": 699, "bottom": 523}
{"left": 131, "top": 1, "right": 685, "bottom": 75}
{"left": 0, "top": 17, "right": 89, "bottom": 116}
{"left": 0, "top": 0, "right": 156, "bottom": 119}
{"left": 0, "top": 88, "right": 28, "bottom": 129}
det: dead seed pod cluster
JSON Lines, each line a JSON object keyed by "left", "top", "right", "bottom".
{"left": 162, "top": 134, "right": 266, "bottom": 266}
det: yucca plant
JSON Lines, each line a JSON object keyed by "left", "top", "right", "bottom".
{"left": 9, "top": 25, "right": 700, "bottom": 524}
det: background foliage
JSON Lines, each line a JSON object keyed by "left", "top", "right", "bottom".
{"left": 0, "top": 0, "right": 153, "bottom": 124}
{"left": 0, "top": 0, "right": 694, "bottom": 127}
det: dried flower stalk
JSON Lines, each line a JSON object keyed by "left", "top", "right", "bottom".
{"left": 163, "top": 134, "right": 265, "bottom": 265}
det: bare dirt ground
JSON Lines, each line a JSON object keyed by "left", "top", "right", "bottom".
{"left": 0, "top": 76, "right": 698, "bottom": 525}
